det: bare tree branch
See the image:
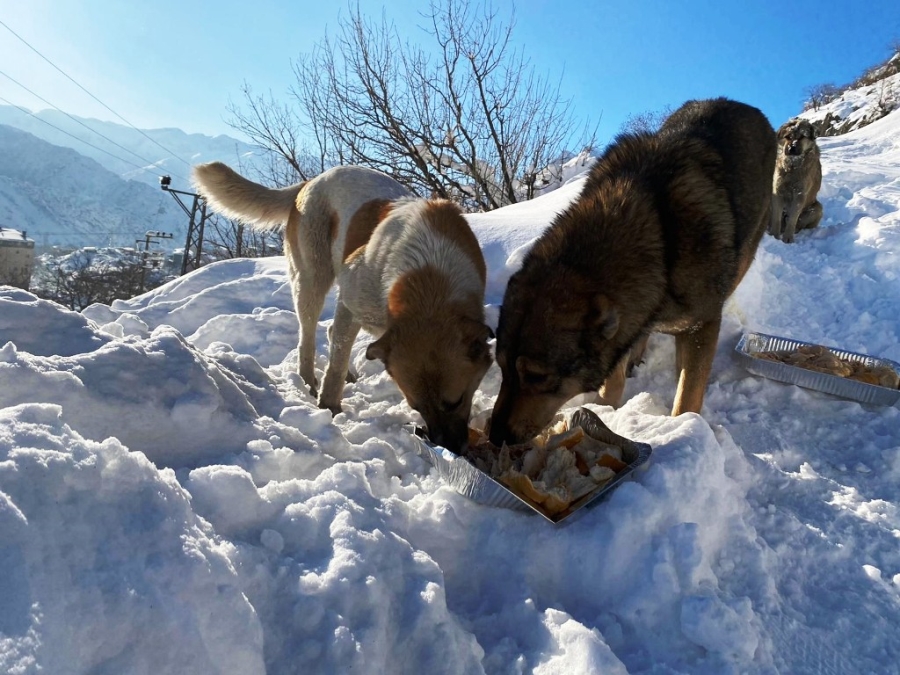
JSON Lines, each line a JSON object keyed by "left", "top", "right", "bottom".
{"left": 228, "top": 0, "right": 596, "bottom": 212}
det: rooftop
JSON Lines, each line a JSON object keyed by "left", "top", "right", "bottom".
{"left": 0, "top": 227, "right": 33, "bottom": 243}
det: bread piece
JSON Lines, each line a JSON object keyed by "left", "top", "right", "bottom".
{"left": 756, "top": 346, "right": 899, "bottom": 386}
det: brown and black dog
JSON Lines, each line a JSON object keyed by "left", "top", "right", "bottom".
{"left": 490, "top": 98, "right": 776, "bottom": 445}
{"left": 769, "top": 118, "right": 823, "bottom": 243}
{"left": 192, "top": 162, "right": 493, "bottom": 451}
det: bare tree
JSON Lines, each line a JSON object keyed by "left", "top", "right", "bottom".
{"left": 803, "top": 83, "right": 841, "bottom": 112}
{"left": 228, "top": 0, "right": 596, "bottom": 210}
{"left": 203, "top": 214, "right": 284, "bottom": 260}
{"left": 34, "top": 251, "right": 151, "bottom": 311}
{"left": 619, "top": 106, "right": 673, "bottom": 135}
{"left": 226, "top": 84, "right": 327, "bottom": 186}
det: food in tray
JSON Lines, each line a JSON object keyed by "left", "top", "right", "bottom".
{"left": 754, "top": 344, "right": 900, "bottom": 389}
{"left": 463, "top": 419, "right": 629, "bottom": 516}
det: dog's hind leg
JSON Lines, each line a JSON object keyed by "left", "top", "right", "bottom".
{"left": 318, "top": 299, "right": 361, "bottom": 414}
{"left": 285, "top": 214, "right": 334, "bottom": 397}
{"left": 797, "top": 201, "right": 823, "bottom": 231}
{"left": 673, "top": 319, "right": 720, "bottom": 415}
{"left": 294, "top": 267, "right": 334, "bottom": 397}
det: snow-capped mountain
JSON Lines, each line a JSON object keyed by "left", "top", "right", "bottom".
{"left": 0, "top": 124, "right": 186, "bottom": 248}
{"left": 0, "top": 105, "right": 259, "bottom": 190}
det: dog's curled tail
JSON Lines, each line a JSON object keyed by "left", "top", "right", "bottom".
{"left": 191, "top": 161, "right": 304, "bottom": 230}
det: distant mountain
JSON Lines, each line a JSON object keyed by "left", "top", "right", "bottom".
{"left": 0, "top": 105, "right": 260, "bottom": 190}
{"left": 0, "top": 124, "right": 187, "bottom": 248}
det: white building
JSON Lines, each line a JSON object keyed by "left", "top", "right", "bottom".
{"left": 0, "top": 227, "right": 35, "bottom": 290}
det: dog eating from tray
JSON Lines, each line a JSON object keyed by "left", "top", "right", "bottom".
{"left": 462, "top": 414, "right": 630, "bottom": 516}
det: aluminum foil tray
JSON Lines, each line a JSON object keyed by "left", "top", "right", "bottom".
{"left": 734, "top": 332, "right": 900, "bottom": 406}
{"left": 409, "top": 407, "right": 652, "bottom": 525}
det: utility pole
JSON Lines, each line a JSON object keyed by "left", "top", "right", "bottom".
{"left": 137, "top": 230, "right": 173, "bottom": 293}
{"left": 159, "top": 175, "right": 208, "bottom": 275}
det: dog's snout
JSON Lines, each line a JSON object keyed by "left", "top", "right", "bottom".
{"left": 487, "top": 419, "right": 509, "bottom": 447}
{"left": 426, "top": 419, "right": 468, "bottom": 454}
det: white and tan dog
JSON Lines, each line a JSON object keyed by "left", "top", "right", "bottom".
{"left": 192, "top": 163, "right": 493, "bottom": 451}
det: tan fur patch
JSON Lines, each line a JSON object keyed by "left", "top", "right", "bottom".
{"left": 387, "top": 266, "right": 451, "bottom": 319}
{"left": 343, "top": 199, "right": 393, "bottom": 263}
{"left": 423, "top": 201, "right": 487, "bottom": 285}
{"left": 387, "top": 274, "right": 410, "bottom": 318}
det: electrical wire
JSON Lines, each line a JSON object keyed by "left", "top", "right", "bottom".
{"left": 0, "top": 69, "right": 190, "bottom": 183}
{"left": 0, "top": 17, "right": 194, "bottom": 169}
{"left": 0, "top": 93, "right": 182, "bottom": 180}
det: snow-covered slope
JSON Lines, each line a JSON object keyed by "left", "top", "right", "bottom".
{"left": 799, "top": 53, "right": 899, "bottom": 136}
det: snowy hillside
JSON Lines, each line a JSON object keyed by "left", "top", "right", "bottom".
{"left": 0, "top": 105, "right": 259, "bottom": 190}
{"left": 1, "top": 94, "right": 900, "bottom": 675}
{"left": 799, "top": 52, "right": 899, "bottom": 136}
{"left": 0, "top": 124, "right": 187, "bottom": 248}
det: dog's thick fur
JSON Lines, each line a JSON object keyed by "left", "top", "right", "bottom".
{"left": 192, "top": 163, "right": 492, "bottom": 451}
{"left": 489, "top": 98, "right": 776, "bottom": 445}
{"left": 769, "top": 118, "right": 823, "bottom": 243}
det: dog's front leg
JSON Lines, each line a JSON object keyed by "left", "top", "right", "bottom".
{"left": 597, "top": 356, "right": 628, "bottom": 407}
{"left": 781, "top": 199, "right": 804, "bottom": 243}
{"left": 768, "top": 195, "right": 784, "bottom": 239}
{"left": 672, "top": 319, "right": 720, "bottom": 415}
{"left": 327, "top": 322, "right": 358, "bottom": 383}
{"left": 318, "top": 300, "right": 361, "bottom": 415}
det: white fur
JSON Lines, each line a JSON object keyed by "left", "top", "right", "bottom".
{"left": 357, "top": 200, "right": 483, "bottom": 313}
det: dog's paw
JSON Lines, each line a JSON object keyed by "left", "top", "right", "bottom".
{"left": 317, "top": 398, "right": 343, "bottom": 416}
{"left": 345, "top": 370, "right": 358, "bottom": 384}
{"left": 300, "top": 375, "right": 320, "bottom": 398}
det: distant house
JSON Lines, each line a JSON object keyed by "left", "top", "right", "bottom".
{"left": 0, "top": 227, "right": 36, "bottom": 290}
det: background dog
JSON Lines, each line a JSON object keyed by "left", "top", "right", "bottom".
{"left": 489, "top": 98, "right": 776, "bottom": 445}
{"left": 769, "top": 118, "right": 823, "bottom": 243}
{"left": 192, "top": 163, "right": 493, "bottom": 451}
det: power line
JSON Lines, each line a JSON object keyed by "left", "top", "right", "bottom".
{"left": 0, "top": 68, "right": 189, "bottom": 183}
{"left": 0, "top": 17, "right": 194, "bottom": 170}
{"left": 0, "top": 93, "right": 184, "bottom": 181}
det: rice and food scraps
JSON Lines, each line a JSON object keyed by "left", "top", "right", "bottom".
{"left": 755, "top": 344, "right": 900, "bottom": 389}
{"left": 463, "top": 419, "right": 629, "bottom": 516}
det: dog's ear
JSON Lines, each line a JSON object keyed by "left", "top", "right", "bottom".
{"left": 459, "top": 317, "right": 494, "bottom": 361}
{"left": 460, "top": 317, "right": 493, "bottom": 341}
{"left": 592, "top": 294, "right": 620, "bottom": 340}
{"left": 365, "top": 334, "right": 391, "bottom": 363}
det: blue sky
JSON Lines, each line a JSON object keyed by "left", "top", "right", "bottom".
{"left": 0, "top": 0, "right": 898, "bottom": 149}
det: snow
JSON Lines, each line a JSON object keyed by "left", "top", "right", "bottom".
{"left": 2, "top": 102, "right": 900, "bottom": 674}
{"left": 798, "top": 70, "right": 900, "bottom": 136}
{"left": 0, "top": 228, "right": 31, "bottom": 243}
